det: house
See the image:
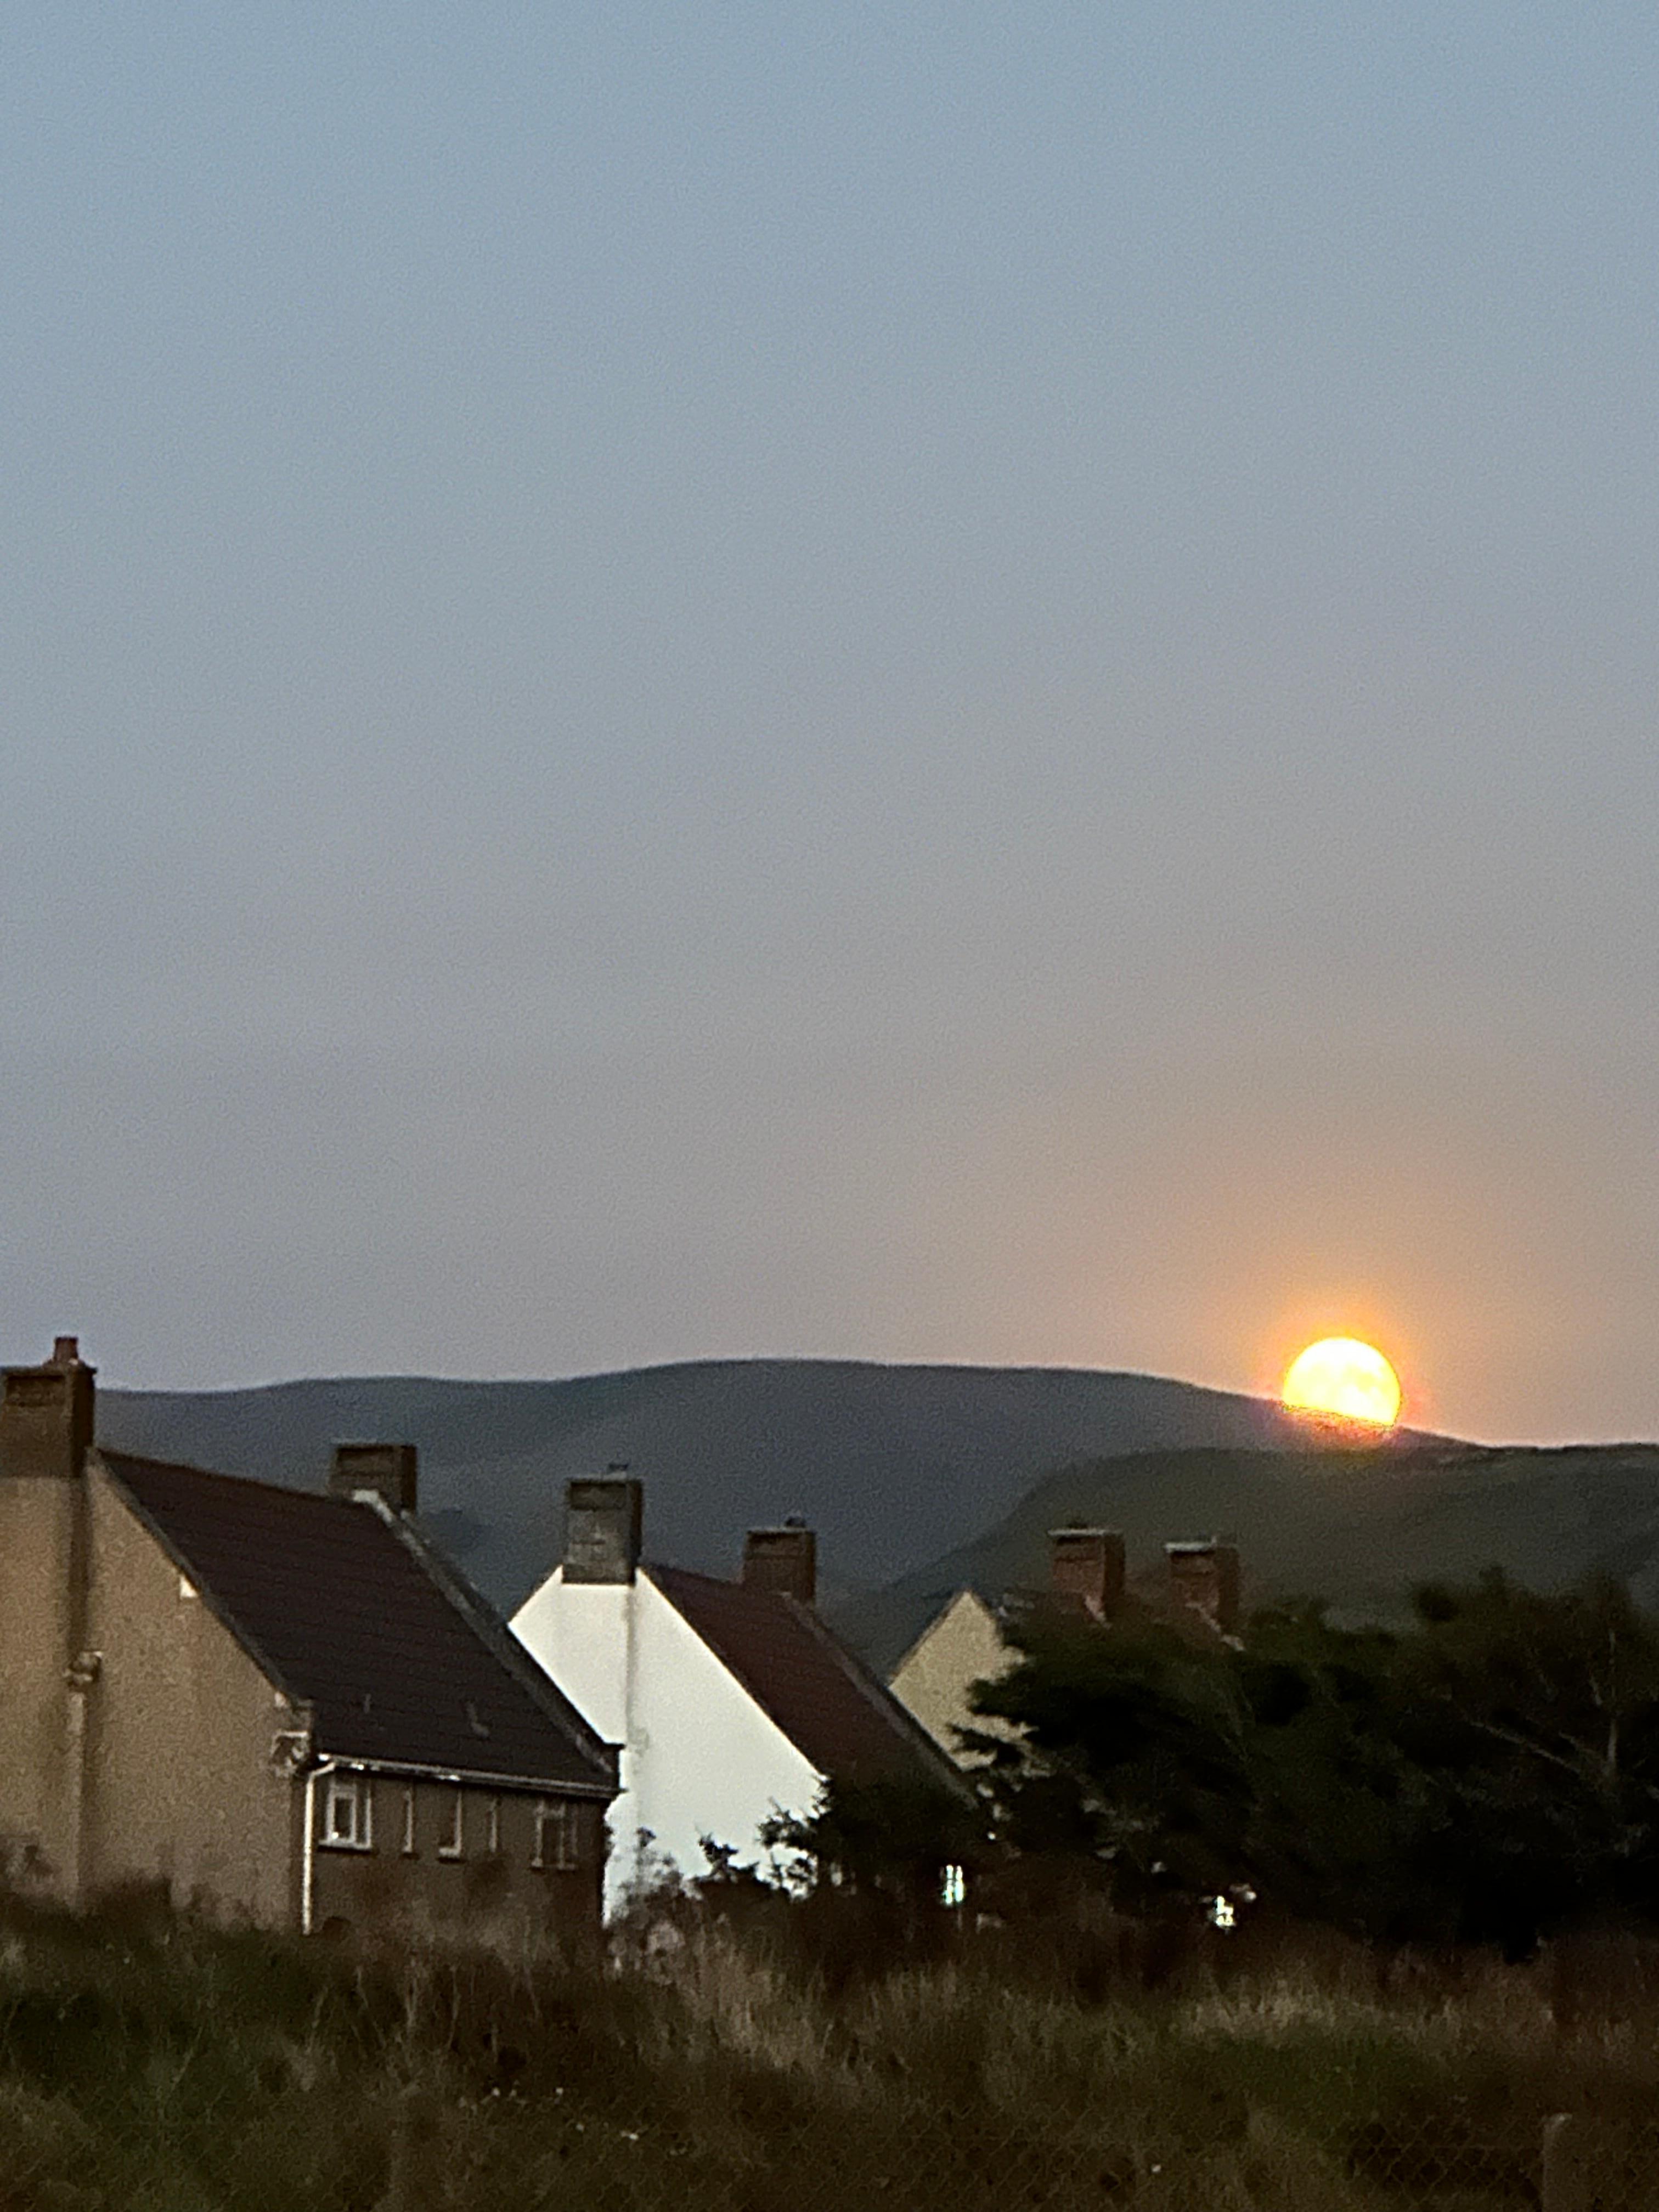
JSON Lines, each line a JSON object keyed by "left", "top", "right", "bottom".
{"left": 0, "top": 1339, "right": 618, "bottom": 1943}
{"left": 885, "top": 1528, "right": 1243, "bottom": 1755}
{"left": 510, "top": 1477, "right": 969, "bottom": 1915}
{"left": 886, "top": 1588, "right": 1011, "bottom": 1757}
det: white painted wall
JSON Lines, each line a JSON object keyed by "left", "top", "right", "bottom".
{"left": 511, "top": 1566, "right": 824, "bottom": 1918}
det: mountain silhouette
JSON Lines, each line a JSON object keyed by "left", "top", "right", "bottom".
{"left": 98, "top": 1359, "right": 1309, "bottom": 1613}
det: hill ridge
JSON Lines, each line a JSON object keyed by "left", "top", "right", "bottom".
{"left": 833, "top": 1436, "right": 1659, "bottom": 1671}
{"left": 97, "top": 1358, "right": 1302, "bottom": 1613}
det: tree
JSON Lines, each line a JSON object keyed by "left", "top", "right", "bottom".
{"left": 1387, "top": 1571, "right": 1659, "bottom": 1948}
{"left": 963, "top": 1611, "right": 1256, "bottom": 1907}
{"left": 968, "top": 1575, "right": 1659, "bottom": 1953}
{"left": 759, "top": 1775, "right": 987, "bottom": 1904}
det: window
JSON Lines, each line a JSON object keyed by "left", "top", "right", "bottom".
{"left": 320, "top": 1774, "right": 373, "bottom": 1852}
{"left": 484, "top": 1796, "right": 501, "bottom": 1856}
{"left": 437, "top": 1788, "right": 465, "bottom": 1860}
{"left": 532, "top": 1800, "right": 579, "bottom": 1872}
{"left": 401, "top": 1786, "right": 417, "bottom": 1858}
{"left": 940, "top": 1863, "right": 967, "bottom": 1909}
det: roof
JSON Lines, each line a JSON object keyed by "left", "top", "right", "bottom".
{"left": 100, "top": 1451, "right": 616, "bottom": 1795}
{"left": 647, "top": 1564, "right": 969, "bottom": 1797}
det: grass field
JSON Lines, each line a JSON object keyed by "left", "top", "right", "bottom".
{"left": 3, "top": 1890, "right": 1658, "bottom": 2209}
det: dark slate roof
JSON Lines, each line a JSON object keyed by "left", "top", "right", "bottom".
{"left": 647, "top": 1565, "right": 969, "bottom": 1796}
{"left": 100, "top": 1452, "right": 616, "bottom": 1795}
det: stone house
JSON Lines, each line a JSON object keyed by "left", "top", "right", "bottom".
{"left": 0, "top": 1339, "right": 618, "bottom": 1943}
{"left": 511, "top": 1479, "right": 968, "bottom": 1915}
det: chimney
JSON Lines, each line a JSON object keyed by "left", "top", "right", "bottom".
{"left": 742, "top": 1519, "right": 816, "bottom": 1605}
{"left": 0, "top": 1340, "right": 98, "bottom": 1902}
{"left": 1, "top": 1336, "right": 95, "bottom": 1484}
{"left": 1165, "top": 1541, "right": 1240, "bottom": 1636}
{"left": 330, "top": 1442, "right": 418, "bottom": 1514}
{"left": 563, "top": 1473, "right": 642, "bottom": 1584}
{"left": 1048, "top": 1526, "right": 1125, "bottom": 1619}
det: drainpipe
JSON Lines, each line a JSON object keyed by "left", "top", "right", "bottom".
{"left": 302, "top": 1760, "right": 338, "bottom": 1937}
{"left": 63, "top": 1650, "right": 101, "bottom": 1909}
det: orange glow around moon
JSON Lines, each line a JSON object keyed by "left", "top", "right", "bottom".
{"left": 1282, "top": 1337, "right": 1402, "bottom": 1429}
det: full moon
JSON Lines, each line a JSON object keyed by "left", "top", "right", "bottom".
{"left": 1282, "top": 1337, "right": 1402, "bottom": 1429}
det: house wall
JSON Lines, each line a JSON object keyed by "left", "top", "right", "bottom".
{"left": 888, "top": 1589, "right": 1012, "bottom": 1759}
{"left": 308, "top": 1776, "right": 602, "bottom": 1946}
{"left": 511, "top": 1570, "right": 822, "bottom": 1916}
{"left": 0, "top": 1452, "right": 85, "bottom": 1888}
{"left": 81, "top": 1465, "right": 297, "bottom": 1924}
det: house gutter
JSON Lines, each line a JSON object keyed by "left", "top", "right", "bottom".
{"left": 311, "top": 1751, "right": 616, "bottom": 1798}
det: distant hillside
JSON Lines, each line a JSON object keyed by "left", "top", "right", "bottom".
{"left": 97, "top": 1360, "right": 1309, "bottom": 1614}
{"left": 834, "top": 1438, "right": 1659, "bottom": 1672}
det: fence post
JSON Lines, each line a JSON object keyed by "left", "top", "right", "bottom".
{"left": 379, "top": 2080, "right": 444, "bottom": 2212}
{"left": 1541, "top": 2113, "right": 1639, "bottom": 2212}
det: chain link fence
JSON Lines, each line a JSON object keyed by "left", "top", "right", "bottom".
{"left": 5, "top": 2078, "right": 1658, "bottom": 2209}
{"left": 5, "top": 1909, "right": 1659, "bottom": 2210}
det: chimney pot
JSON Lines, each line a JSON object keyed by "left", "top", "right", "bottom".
{"left": 742, "top": 1525, "right": 816, "bottom": 1605}
{"left": 564, "top": 1477, "right": 643, "bottom": 1584}
{"left": 52, "top": 1337, "right": 81, "bottom": 1368}
{"left": 1048, "top": 1526, "right": 1125, "bottom": 1619}
{"left": 330, "top": 1442, "right": 418, "bottom": 1514}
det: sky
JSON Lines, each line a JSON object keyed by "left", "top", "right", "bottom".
{"left": 3, "top": 4, "right": 1657, "bottom": 1439}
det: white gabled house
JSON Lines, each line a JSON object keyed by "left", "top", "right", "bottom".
{"left": 510, "top": 1479, "right": 967, "bottom": 1917}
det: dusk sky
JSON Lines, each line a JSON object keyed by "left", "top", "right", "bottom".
{"left": 5, "top": 5, "right": 1657, "bottom": 1440}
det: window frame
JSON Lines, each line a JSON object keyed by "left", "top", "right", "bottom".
{"left": 436, "top": 1787, "right": 466, "bottom": 1861}
{"left": 531, "top": 1799, "right": 579, "bottom": 1872}
{"left": 319, "top": 1773, "right": 374, "bottom": 1853}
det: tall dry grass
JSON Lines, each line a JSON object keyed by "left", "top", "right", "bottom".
{"left": 3, "top": 1887, "right": 1659, "bottom": 2208}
